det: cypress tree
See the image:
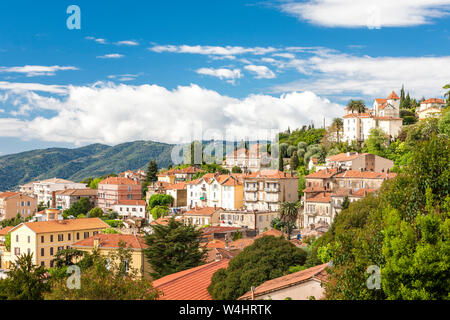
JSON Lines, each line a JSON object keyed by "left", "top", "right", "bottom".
{"left": 146, "top": 160, "right": 158, "bottom": 183}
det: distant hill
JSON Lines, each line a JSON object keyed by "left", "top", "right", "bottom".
{"left": 0, "top": 141, "right": 174, "bottom": 191}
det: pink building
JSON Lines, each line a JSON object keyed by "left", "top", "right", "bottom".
{"left": 97, "top": 177, "right": 142, "bottom": 211}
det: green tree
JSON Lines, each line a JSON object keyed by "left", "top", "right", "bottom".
{"left": 364, "top": 128, "right": 389, "bottom": 157}
{"left": 63, "top": 197, "right": 94, "bottom": 218}
{"left": 146, "top": 160, "right": 158, "bottom": 184}
{"left": 208, "top": 236, "right": 307, "bottom": 300}
{"left": 289, "top": 151, "right": 299, "bottom": 171}
{"left": 51, "top": 248, "right": 87, "bottom": 269}
{"left": 279, "top": 202, "right": 300, "bottom": 239}
{"left": 438, "top": 108, "right": 450, "bottom": 136}
{"left": 231, "top": 166, "right": 242, "bottom": 173}
{"left": 346, "top": 100, "right": 366, "bottom": 114}
{"left": 0, "top": 253, "right": 50, "bottom": 300}
{"left": 88, "top": 207, "right": 104, "bottom": 218}
{"left": 443, "top": 83, "right": 450, "bottom": 107}
{"left": 89, "top": 178, "right": 102, "bottom": 190}
{"left": 331, "top": 118, "right": 344, "bottom": 143}
{"left": 4, "top": 233, "right": 11, "bottom": 251}
{"left": 148, "top": 194, "right": 174, "bottom": 209}
{"left": 144, "top": 218, "right": 206, "bottom": 279}
{"left": 341, "top": 196, "right": 350, "bottom": 210}
{"left": 151, "top": 205, "right": 169, "bottom": 220}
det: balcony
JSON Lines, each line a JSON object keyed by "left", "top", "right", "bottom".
{"left": 244, "top": 186, "right": 258, "bottom": 192}
{"left": 265, "top": 198, "right": 279, "bottom": 203}
{"left": 245, "top": 197, "right": 258, "bottom": 202}
{"left": 264, "top": 188, "right": 279, "bottom": 193}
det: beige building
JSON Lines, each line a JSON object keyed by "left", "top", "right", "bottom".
{"left": 239, "top": 263, "right": 328, "bottom": 300}
{"left": 165, "top": 182, "right": 187, "bottom": 208}
{"left": 0, "top": 192, "right": 37, "bottom": 221}
{"left": 8, "top": 218, "right": 109, "bottom": 268}
{"left": 219, "top": 210, "right": 276, "bottom": 233}
{"left": 72, "top": 233, "right": 151, "bottom": 278}
{"left": 183, "top": 207, "right": 224, "bottom": 227}
{"left": 113, "top": 200, "right": 146, "bottom": 219}
{"left": 97, "top": 177, "right": 142, "bottom": 211}
{"left": 325, "top": 152, "right": 394, "bottom": 172}
{"left": 55, "top": 188, "right": 98, "bottom": 210}
{"left": 223, "top": 144, "right": 271, "bottom": 173}
{"left": 30, "top": 178, "right": 88, "bottom": 206}
{"left": 243, "top": 170, "right": 298, "bottom": 212}
{"left": 417, "top": 98, "right": 446, "bottom": 120}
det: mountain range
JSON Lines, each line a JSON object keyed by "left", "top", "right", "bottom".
{"left": 0, "top": 141, "right": 174, "bottom": 191}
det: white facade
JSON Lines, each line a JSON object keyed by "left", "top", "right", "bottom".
{"left": 113, "top": 202, "right": 146, "bottom": 218}
{"left": 32, "top": 179, "right": 88, "bottom": 206}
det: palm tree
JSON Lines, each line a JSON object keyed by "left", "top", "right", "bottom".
{"left": 332, "top": 118, "right": 344, "bottom": 143}
{"left": 346, "top": 100, "right": 366, "bottom": 114}
{"left": 279, "top": 202, "right": 300, "bottom": 240}
{"left": 444, "top": 84, "right": 450, "bottom": 107}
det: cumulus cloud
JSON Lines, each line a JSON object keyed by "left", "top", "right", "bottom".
{"left": 271, "top": 53, "right": 450, "bottom": 98}
{"left": 96, "top": 54, "right": 124, "bottom": 59}
{"left": 244, "top": 65, "right": 276, "bottom": 79}
{"left": 0, "top": 83, "right": 343, "bottom": 145}
{"left": 115, "top": 40, "right": 139, "bottom": 46}
{"left": 0, "top": 65, "right": 78, "bottom": 77}
{"left": 149, "top": 45, "right": 278, "bottom": 56}
{"left": 280, "top": 0, "right": 450, "bottom": 28}
{"left": 196, "top": 68, "right": 242, "bottom": 84}
{"left": 86, "top": 36, "right": 108, "bottom": 44}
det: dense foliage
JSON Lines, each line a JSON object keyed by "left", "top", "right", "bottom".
{"left": 208, "top": 235, "right": 308, "bottom": 300}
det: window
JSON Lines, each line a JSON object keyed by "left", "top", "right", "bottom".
{"left": 76, "top": 233, "right": 80, "bottom": 240}
{"left": 50, "top": 235, "right": 54, "bottom": 242}
{"left": 50, "top": 260, "right": 54, "bottom": 268}
{"left": 15, "top": 235, "right": 19, "bottom": 242}
{"left": 58, "top": 234, "right": 64, "bottom": 241}
{"left": 14, "top": 248, "right": 20, "bottom": 255}
{"left": 57, "top": 246, "right": 64, "bottom": 252}
{"left": 84, "top": 232, "right": 89, "bottom": 239}
{"left": 123, "top": 259, "right": 129, "bottom": 273}
{"left": 93, "top": 231, "right": 98, "bottom": 236}
{"left": 41, "top": 248, "right": 44, "bottom": 256}
{"left": 41, "top": 262, "right": 45, "bottom": 267}
{"left": 127, "top": 194, "right": 132, "bottom": 199}
{"left": 27, "top": 236, "right": 30, "bottom": 243}
{"left": 106, "top": 258, "right": 111, "bottom": 270}
{"left": 68, "top": 234, "right": 71, "bottom": 241}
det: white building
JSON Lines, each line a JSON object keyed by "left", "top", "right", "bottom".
{"left": 417, "top": 98, "right": 446, "bottom": 120}
{"left": 223, "top": 144, "right": 271, "bottom": 173}
{"left": 343, "top": 91, "right": 403, "bottom": 143}
{"left": 113, "top": 200, "right": 146, "bottom": 219}
{"left": 30, "top": 178, "right": 88, "bottom": 206}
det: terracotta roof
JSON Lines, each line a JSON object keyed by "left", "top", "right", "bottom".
{"left": 255, "top": 228, "right": 283, "bottom": 239}
{"left": 205, "top": 248, "right": 239, "bottom": 263}
{"left": 150, "top": 217, "right": 171, "bottom": 226}
{"left": 305, "top": 193, "right": 331, "bottom": 203}
{"left": 34, "top": 178, "right": 79, "bottom": 184}
{"left": 99, "top": 177, "right": 139, "bottom": 185}
{"left": 372, "top": 116, "right": 402, "bottom": 121}
{"left": 185, "top": 207, "right": 222, "bottom": 216}
{"left": 421, "top": 98, "right": 445, "bottom": 105}
{"left": 387, "top": 91, "right": 399, "bottom": 100}
{"left": 245, "top": 170, "right": 294, "bottom": 179}
{"left": 72, "top": 234, "right": 147, "bottom": 250}
{"left": 152, "top": 259, "right": 230, "bottom": 300}
{"left": 55, "top": 189, "right": 97, "bottom": 196}
{"left": 12, "top": 218, "right": 109, "bottom": 234}
{"left": 165, "top": 182, "right": 187, "bottom": 190}
{"left": 334, "top": 170, "right": 397, "bottom": 179}
{"left": 349, "top": 188, "right": 376, "bottom": 197}
{"left": 303, "top": 187, "right": 327, "bottom": 193}
{"left": 375, "top": 98, "right": 387, "bottom": 104}
{"left": 238, "top": 263, "right": 328, "bottom": 300}
{"left": 205, "top": 238, "right": 255, "bottom": 250}
{"left": 305, "top": 169, "right": 338, "bottom": 179}
{"left": 226, "top": 144, "right": 267, "bottom": 158}
{"left": 326, "top": 152, "right": 366, "bottom": 162}
{"left": 116, "top": 200, "right": 146, "bottom": 206}
{"left": 0, "top": 192, "right": 20, "bottom": 199}
{"left": 201, "top": 226, "right": 242, "bottom": 235}
{"left": 150, "top": 181, "right": 171, "bottom": 189}
{"left": 343, "top": 113, "right": 371, "bottom": 119}
{"left": 0, "top": 226, "right": 14, "bottom": 236}
{"left": 158, "top": 166, "right": 203, "bottom": 176}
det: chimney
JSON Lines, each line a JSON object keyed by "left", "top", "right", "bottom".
{"left": 215, "top": 252, "right": 222, "bottom": 262}
{"left": 51, "top": 191, "right": 56, "bottom": 209}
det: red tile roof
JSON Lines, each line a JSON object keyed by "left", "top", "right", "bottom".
{"left": 0, "top": 192, "right": 20, "bottom": 199}
{"left": 387, "top": 91, "right": 399, "bottom": 100}
{"left": 239, "top": 263, "right": 329, "bottom": 300}
{"left": 375, "top": 98, "right": 387, "bottom": 104}
{"left": 421, "top": 98, "right": 445, "bottom": 104}
{"left": 306, "top": 169, "right": 338, "bottom": 179}
{"left": 334, "top": 170, "right": 397, "bottom": 179}
{"left": 372, "top": 116, "right": 402, "bottom": 121}
{"left": 99, "top": 177, "right": 140, "bottom": 185}
{"left": 184, "top": 207, "right": 222, "bottom": 216}
{"left": 349, "top": 188, "right": 376, "bottom": 197}
{"left": 343, "top": 113, "right": 371, "bottom": 119}
{"left": 255, "top": 228, "right": 283, "bottom": 239}
{"left": 0, "top": 226, "right": 14, "bottom": 236}
{"left": 116, "top": 200, "right": 146, "bottom": 206}
{"left": 246, "top": 170, "right": 294, "bottom": 179}
{"left": 326, "top": 152, "right": 367, "bottom": 162}
{"left": 305, "top": 192, "right": 331, "bottom": 203}
{"left": 201, "top": 226, "right": 242, "bottom": 235}
{"left": 13, "top": 218, "right": 109, "bottom": 234}
{"left": 165, "top": 182, "right": 187, "bottom": 190}
{"left": 72, "top": 234, "right": 148, "bottom": 250}
{"left": 152, "top": 259, "right": 230, "bottom": 300}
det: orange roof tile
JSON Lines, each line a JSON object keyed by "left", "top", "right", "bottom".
{"left": 255, "top": 228, "right": 283, "bottom": 239}
{"left": 305, "top": 168, "right": 338, "bottom": 179}
{"left": 326, "top": 152, "right": 366, "bottom": 162}
{"left": 0, "top": 192, "right": 20, "bottom": 199}
{"left": 12, "top": 218, "right": 109, "bottom": 234}
{"left": 343, "top": 113, "right": 372, "bottom": 119}
{"left": 0, "top": 226, "right": 14, "bottom": 236}
{"left": 246, "top": 170, "right": 294, "bottom": 179}
{"left": 152, "top": 259, "right": 230, "bottom": 300}
{"left": 305, "top": 192, "right": 331, "bottom": 203}
{"left": 375, "top": 98, "right": 387, "bottom": 104}
{"left": 116, "top": 200, "right": 146, "bottom": 206}
{"left": 421, "top": 98, "right": 445, "bottom": 104}
{"left": 99, "top": 177, "right": 139, "bottom": 185}
{"left": 165, "top": 182, "right": 187, "bottom": 190}
{"left": 238, "top": 263, "right": 328, "bottom": 300}
{"left": 185, "top": 207, "right": 222, "bottom": 216}
{"left": 201, "top": 226, "right": 242, "bottom": 235}
{"left": 55, "top": 189, "right": 97, "bottom": 196}
{"left": 334, "top": 170, "right": 397, "bottom": 179}
{"left": 72, "top": 233, "right": 147, "bottom": 250}
{"left": 387, "top": 91, "right": 399, "bottom": 100}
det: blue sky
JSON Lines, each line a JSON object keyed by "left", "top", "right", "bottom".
{"left": 0, "top": 0, "right": 449, "bottom": 155}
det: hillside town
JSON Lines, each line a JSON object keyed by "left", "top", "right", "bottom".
{"left": 0, "top": 89, "right": 448, "bottom": 301}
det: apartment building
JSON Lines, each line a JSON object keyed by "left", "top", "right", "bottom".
{"left": 97, "top": 177, "right": 142, "bottom": 211}
{"left": 72, "top": 234, "right": 150, "bottom": 278}
{"left": 145, "top": 181, "right": 171, "bottom": 203}
{"left": 303, "top": 168, "right": 396, "bottom": 228}
{"left": 29, "top": 178, "right": 88, "bottom": 206}
{"left": 0, "top": 192, "right": 37, "bottom": 221}
{"left": 7, "top": 218, "right": 109, "bottom": 268}
{"left": 55, "top": 188, "right": 98, "bottom": 210}
{"left": 165, "top": 182, "right": 187, "bottom": 208}
{"left": 219, "top": 210, "right": 276, "bottom": 233}
{"left": 325, "top": 152, "right": 394, "bottom": 172}
{"left": 343, "top": 91, "right": 403, "bottom": 143}
{"left": 243, "top": 170, "right": 299, "bottom": 212}
{"left": 417, "top": 98, "right": 446, "bottom": 120}
{"left": 183, "top": 207, "right": 224, "bottom": 227}
{"left": 19, "top": 182, "right": 34, "bottom": 197}
{"left": 223, "top": 144, "right": 271, "bottom": 173}
{"left": 157, "top": 166, "right": 203, "bottom": 184}
{"left": 113, "top": 200, "right": 146, "bottom": 219}
{"left": 119, "top": 169, "right": 146, "bottom": 183}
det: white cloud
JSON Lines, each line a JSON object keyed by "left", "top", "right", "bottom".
{"left": 0, "top": 83, "right": 343, "bottom": 145}
{"left": 108, "top": 74, "right": 141, "bottom": 82}
{"left": 96, "top": 54, "right": 124, "bottom": 59}
{"left": 244, "top": 65, "right": 276, "bottom": 79}
{"left": 273, "top": 53, "right": 296, "bottom": 59}
{"left": 150, "top": 45, "right": 278, "bottom": 56}
{"left": 271, "top": 53, "right": 450, "bottom": 99}
{"left": 115, "top": 40, "right": 139, "bottom": 46}
{"left": 0, "top": 65, "right": 78, "bottom": 77}
{"left": 0, "top": 82, "right": 68, "bottom": 94}
{"left": 196, "top": 68, "right": 242, "bottom": 83}
{"left": 86, "top": 36, "right": 108, "bottom": 44}
{"left": 281, "top": 0, "right": 450, "bottom": 28}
